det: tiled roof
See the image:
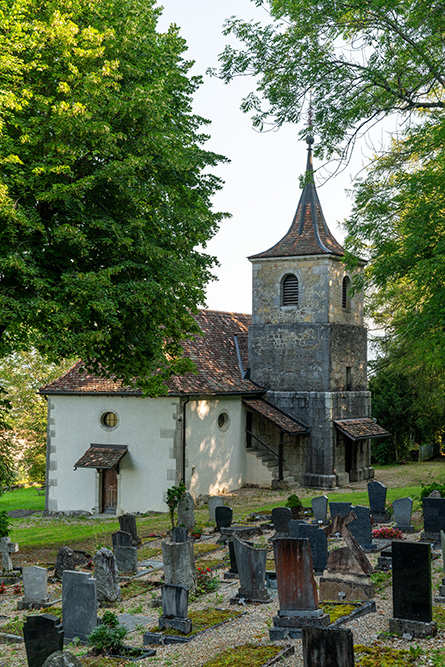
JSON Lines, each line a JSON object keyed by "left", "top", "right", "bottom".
{"left": 74, "top": 445, "right": 128, "bottom": 469}
{"left": 243, "top": 398, "right": 309, "bottom": 435}
{"left": 334, "top": 418, "right": 390, "bottom": 441}
{"left": 249, "top": 138, "right": 345, "bottom": 259}
{"left": 40, "top": 310, "right": 263, "bottom": 397}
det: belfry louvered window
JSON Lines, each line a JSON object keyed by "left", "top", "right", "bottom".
{"left": 282, "top": 274, "right": 299, "bottom": 306}
{"left": 342, "top": 276, "right": 351, "bottom": 310}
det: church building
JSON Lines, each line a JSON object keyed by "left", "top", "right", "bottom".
{"left": 40, "top": 138, "right": 388, "bottom": 515}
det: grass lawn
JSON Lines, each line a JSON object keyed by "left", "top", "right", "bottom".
{"left": 0, "top": 487, "right": 45, "bottom": 511}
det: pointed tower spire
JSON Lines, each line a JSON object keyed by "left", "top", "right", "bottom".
{"left": 249, "top": 137, "right": 345, "bottom": 259}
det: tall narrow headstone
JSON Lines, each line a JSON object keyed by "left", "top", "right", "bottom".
{"left": 215, "top": 506, "right": 233, "bottom": 531}
{"left": 272, "top": 507, "right": 292, "bottom": 536}
{"left": 422, "top": 496, "right": 445, "bottom": 541}
{"left": 118, "top": 514, "right": 139, "bottom": 546}
{"left": 158, "top": 584, "right": 192, "bottom": 634}
{"left": 177, "top": 492, "right": 195, "bottom": 530}
{"left": 171, "top": 526, "right": 188, "bottom": 543}
{"left": 162, "top": 540, "right": 196, "bottom": 592}
{"left": 230, "top": 537, "right": 270, "bottom": 603}
{"left": 348, "top": 506, "right": 375, "bottom": 551}
{"left": 311, "top": 496, "right": 328, "bottom": 524}
{"left": 389, "top": 541, "right": 437, "bottom": 638}
{"left": 270, "top": 538, "right": 329, "bottom": 640}
{"left": 114, "top": 545, "right": 138, "bottom": 576}
{"left": 23, "top": 615, "right": 64, "bottom": 667}
{"left": 18, "top": 566, "right": 49, "bottom": 610}
{"left": 94, "top": 548, "right": 121, "bottom": 603}
{"left": 368, "top": 481, "right": 390, "bottom": 522}
{"left": 289, "top": 521, "right": 328, "bottom": 573}
{"left": 208, "top": 496, "right": 224, "bottom": 522}
{"left": 302, "top": 627, "right": 354, "bottom": 667}
{"left": 62, "top": 571, "right": 97, "bottom": 642}
{"left": 435, "top": 530, "right": 445, "bottom": 602}
{"left": 392, "top": 497, "right": 414, "bottom": 532}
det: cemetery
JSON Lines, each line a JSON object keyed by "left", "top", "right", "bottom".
{"left": 0, "top": 464, "right": 442, "bottom": 666}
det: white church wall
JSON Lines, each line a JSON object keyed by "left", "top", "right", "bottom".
{"left": 245, "top": 449, "right": 273, "bottom": 487}
{"left": 46, "top": 394, "right": 180, "bottom": 514}
{"left": 186, "top": 397, "right": 245, "bottom": 498}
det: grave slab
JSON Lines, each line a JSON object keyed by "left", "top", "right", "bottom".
{"left": 62, "top": 570, "right": 97, "bottom": 642}
{"left": 302, "top": 626, "right": 354, "bottom": 667}
{"left": 368, "top": 481, "right": 390, "bottom": 523}
{"left": 392, "top": 497, "right": 414, "bottom": 532}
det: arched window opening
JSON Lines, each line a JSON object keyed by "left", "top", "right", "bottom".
{"left": 342, "top": 276, "right": 351, "bottom": 310}
{"left": 282, "top": 274, "right": 299, "bottom": 306}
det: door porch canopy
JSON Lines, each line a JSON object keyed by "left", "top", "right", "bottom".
{"left": 334, "top": 418, "right": 390, "bottom": 441}
{"left": 74, "top": 444, "right": 128, "bottom": 470}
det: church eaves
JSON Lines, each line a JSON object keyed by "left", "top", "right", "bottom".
{"left": 249, "top": 137, "right": 345, "bottom": 259}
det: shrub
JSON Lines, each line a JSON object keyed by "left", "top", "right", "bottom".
{"left": 88, "top": 611, "right": 127, "bottom": 656}
{"left": 166, "top": 482, "right": 186, "bottom": 529}
{"left": 419, "top": 483, "right": 445, "bottom": 500}
{"left": 285, "top": 494, "right": 303, "bottom": 518}
{"left": 0, "top": 511, "right": 11, "bottom": 538}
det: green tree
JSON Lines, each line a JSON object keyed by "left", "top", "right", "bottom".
{"left": 0, "top": 388, "right": 16, "bottom": 490}
{"left": 0, "top": 0, "right": 227, "bottom": 395}
{"left": 217, "top": 0, "right": 445, "bottom": 158}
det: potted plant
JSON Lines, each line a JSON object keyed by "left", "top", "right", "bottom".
{"left": 190, "top": 522, "right": 204, "bottom": 539}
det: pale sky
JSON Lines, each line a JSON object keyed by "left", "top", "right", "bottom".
{"left": 157, "top": 1, "right": 389, "bottom": 315}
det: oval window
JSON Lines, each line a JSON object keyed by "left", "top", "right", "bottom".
{"left": 101, "top": 411, "right": 118, "bottom": 429}
{"left": 217, "top": 412, "right": 230, "bottom": 432}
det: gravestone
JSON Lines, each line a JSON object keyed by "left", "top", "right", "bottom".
{"left": 230, "top": 537, "right": 270, "bottom": 604}
{"left": 112, "top": 530, "right": 132, "bottom": 549}
{"left": 158, "top": 584, "right": 192, "bottom": 634}
{"left": 42, "top": 652, "right": 82, "bottom": 667}
{"left": 329, "top": 502, "right": 351, "bottom": 520}
{"left": 389, "top": 541, "right": 437, "bottom": 638}
{"left": 422, "top": 497, "right": 445, "bottom": 541}
{"left": 94, "top": 548, "right": 121, "bottom": 603}
{"left": 368, "top": 481, "right": 390, "bottom": 523}
{"left": 272, "top": 507, "right": 292, "bottom": 536}
{"left": 118, "top": 514, "right": 139, "bottom": 546}
{"left": 270, "top": 537, "right": 329, "bottom": 640}
{"left": 0, "top": 536, "right": 18, "bottom": 571}
{"left": 177, "top": 492, "right": 195, "bottom": 530}
{"left": 392, "top": 497, "right": 414, "bottom": 532}
{"left": 289, "top": 521, "right": 328, "bottom": 573}
{"left": 311, "top": 496, "right": 328, "bottom": 524}
{"left": 302, "top": 627, "right": 354, "bottom": 667}
{"left": 319, "top": 511, "right": 374, "bottom": 602}
{"left": 171, "top": 526, "right": 189, "bottom": 543}
{"left": 348, "top": 506, "right": 375, "bottom": 551}
{"left": 23, "top": 614, "right": 64, "bottom": 667}
{"left": 208, "top": 496, "right": 224, "bottom": 522}
{"left": 62, "top": 570, "right": 97, "bottom": 642}
{"left": 376, "top": 546, "right": 392, "bottom": 572}
{"left": 54, "top": 547, "right": 77, "bottom": 580}
{"left": 436, "top": 530, "right": 445, "bottom": 602}
{"left": 162, "top": 539, "right": 196, "bottom": 593}
{"left": 18, "top": 566, "right": 49, "bottom": 610}
{"left": 215, "top": 506, "right": 233, "bottom": 531}
{"left": 114, "top": 545, "right": 138, "bottom": 576}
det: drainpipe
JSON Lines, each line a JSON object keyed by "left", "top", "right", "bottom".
{"left": 181, "top": 397, "right": 190, "bottom": 485}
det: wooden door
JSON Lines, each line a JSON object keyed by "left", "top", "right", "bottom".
{"left": 102, "top": 468, "right": 118, "bottom": 513}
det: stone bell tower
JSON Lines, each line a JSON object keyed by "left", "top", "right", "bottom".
{"left": 248, "top": 137, "right": 377, "bottom": 487}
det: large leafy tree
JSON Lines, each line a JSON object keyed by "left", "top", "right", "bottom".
{"left": 218, "top": 0, "right": 445, "bottom": 159}
{"left": 0, "top": 0, "right": 227, "bottom": 394}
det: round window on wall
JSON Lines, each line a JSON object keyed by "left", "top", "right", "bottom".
{"left": 101, "top": 411, "right": 118, "bottom": 429}
{"left": 217, "top": 412, "right": 230, "bottom": 432}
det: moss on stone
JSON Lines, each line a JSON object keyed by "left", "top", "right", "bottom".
{"left": 201, "top": 644, "right": 283, "bottom": 667}
{"left": 354, "top": 643, "right": 419, "bottom": 666}
{"left": 319, "top": 602, "right": 357, "bottom": 623}
{"left": 150, "top": 607, "right": 241, "bottom": 637}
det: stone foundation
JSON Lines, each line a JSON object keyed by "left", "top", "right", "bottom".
{"left": 389, "top": 618, "right": 437, "bottom": 639}
{"left": 319, "top": 575, "right": 374, "bottom": 602}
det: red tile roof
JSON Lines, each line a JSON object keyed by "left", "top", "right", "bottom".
{"left": 74, "top": 445, "right": 128, "bottom": 469}
{"left": 334, "top": 418, "right": 390, "bottom": 441}
{"left": 40, "top": 310, "right": 263, "bottom": 397}
{"left": 243, "top": 398, "right": 309, "bottom": 435}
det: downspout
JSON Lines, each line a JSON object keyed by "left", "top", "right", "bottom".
{"left": 181, "top": 396, "right": 190, "bottom": 485}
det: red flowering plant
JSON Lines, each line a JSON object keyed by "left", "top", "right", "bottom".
{"left": 13, "top": 584, "right": 22, "bottom": 595}
{"left": 0, "top": 583, "right": 6, "bottom": 594}
{"left": 372, "top": 527, "right": 402, "bottom": 540}
{"left": 193, "top": 567, "right": 219, "bottom": 599}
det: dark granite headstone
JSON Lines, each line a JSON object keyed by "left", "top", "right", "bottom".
{"left": 392, "top": 497, "right": 414, "bottom": 532}
{"left": 114, "top": 546, "right": 138, "bottom": 576}
{"left": 368, "top": 481, "right": 390, "bottom": 522}
{"left": 302, "top": 626, "right": 354, "bottom": 667}
{"left": 62, "top": 571, "right": 97, "bottom": 642}
{"left": 231, "top": 537, "right": 270, "bottom": 603}
{"left": 54, "top": 547, "right": 77, "bottom": 580}
{"left": 158, "top": 584, "right": 191, "bottom": 634}
{"left": 271, "top": 507, "right": 292, "bottom": 535}
{"left": 392, "top": 541, "right": 432, "bottom": 622}
{"left": 228, "top": 540, "right": 238, "bottom": 575}
{"left": 348, "top": 506, "right": 375, "bottom": 550}
{"left": 112, "top": 530, "right": 132, "bottom": 549}
{"left": 171, "top": 526, "right": 188, "bottom": 543}
{"left": 423, "top": 497, "right": 445, "bottom": 534}
{"left": 311, "top": 496, "right": 328, "bottom": 524}
{"left": 24, "top": 614, "right": 64, "bottom": 667}
{"left": 118, "top": 514, "right": 139, "bottom": 545}
{"left": 289, "top": 521, "right": 328, "bottom": 573}
{"left": 329, "top": 502, "right": 351, "bottom": 520}
{"left": 215, "top": 506, "right": 233, "bottom": 531}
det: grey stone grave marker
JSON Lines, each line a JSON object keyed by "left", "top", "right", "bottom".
{"left": 171, "top": 526, "right": 188, "bottom": 543}
{"left": 54, "top": 546, "right": 77, "bottom": 580}
{"left": 94, "top": 547, "right": 121, "bottom": 603}
{"left": 368, "top": 481, "right": 390, "bottom": 522}
{"left": 289, "top": 521, "right": 328, "bottom": 573}
{"left": 0, "top": 536, "right": 18, "bottom": 571}
{"left": 302, "top": 626, "right": 354, "bottom": 667}
{"left": 329, "top": 502, "right": 351, "bottom": 520}
{"left": 230, "top": 537, "right": 270, "bottom": 604}
{"left": 62, "top": 570, "right": 97, "bottom": 642}
{"left": 23, "top": 614, "right": 64, "bottom": 667}
{"left": 270, "top": 537, "right": 329, "bottom": 640}
{"left": 348, "top": 505, "right": 375, "bottom": 551}
{"left": 435, "top": 530, "right": 445, "bottom": 602}
{"left": 422, "top": 496, "right": 445, "bottom": 541}
{"left": 389, "top": 541, "right": 437, "bottom": 638}
{"left": 215, "top": 506, "right": 233, "bottom": 531}
{"left": 392, "top": 497, "right": 414, "bottom": 532}
{"left": 208, "top": 496, "right": 224, "bottom": 522}
{"left": 272, "top": 507, "right": 292, "bottom": 536}
{"left": 162, "top": 539, "right": 196, "bottom": 592}
{"left": 112, "top": 530, "right": 132, "bottom": 549}
{"left": 42, "top": 651, "right": 82, "bottom": 667}
{"left": 177, "top": 492, "right": 195, "bottom": 530}
{"left": 158, "top": 584, "right": 192, "bottom": 634}
{"left": 18, "top": 566, "right": 49, "bottom": 610}
{"left": 114, "top": 545, "right": 138, "bottom": 576}
{"left": 118, "top": 513, "right": 139, "bottom": 545}
{"left": 311, "top": 496, "right": 328, "bottom": 524}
